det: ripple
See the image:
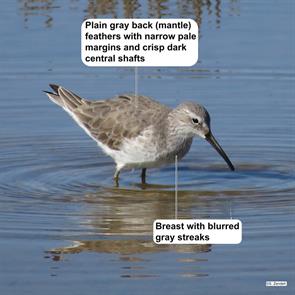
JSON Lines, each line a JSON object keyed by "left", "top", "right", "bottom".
{"left": 1, "top": 134, "right": 294, "bottom": 201}
{"left": 0, "top": 132, "right": 294, "bottom": 242}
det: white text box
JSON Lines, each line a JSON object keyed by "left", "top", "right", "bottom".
{"left": 81, "top": 19, "right": 198, "bottom": 67}
{"left": 153, "top": 219, "right": 242, "bottom": 244}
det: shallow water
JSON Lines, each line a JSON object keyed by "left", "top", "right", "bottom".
{"left": 0, "top": 1, "right": 294, "bottom": 294}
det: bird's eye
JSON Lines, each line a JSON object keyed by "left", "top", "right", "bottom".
{"left": 192, "top": 118, "right": 199, "bottom": 124}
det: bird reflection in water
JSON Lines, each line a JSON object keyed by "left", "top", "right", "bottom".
{"left": 45, "top": 187, "right": 215, "bottom": 278}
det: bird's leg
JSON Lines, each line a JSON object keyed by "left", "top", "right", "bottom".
{"left": 113, "top": 169, "right": 120, "bottom": 187}
{"left": 141, "top": 168, "right": 147, "bottom": 184}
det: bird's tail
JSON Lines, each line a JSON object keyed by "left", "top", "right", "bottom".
{"left": 44, "top": 84, "right": 85, "bottom": 111}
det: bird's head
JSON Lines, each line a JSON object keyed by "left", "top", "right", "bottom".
{"left": 171, "top": 102, "right": 235, "bottom": 171}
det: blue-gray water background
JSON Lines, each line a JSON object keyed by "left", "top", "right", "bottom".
{"left": 0, "top": 1, "right": 294, "bottom": 294}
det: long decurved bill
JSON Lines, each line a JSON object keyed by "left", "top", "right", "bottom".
{"left": 205, "top": 132, "right": 235, "bottom": 171}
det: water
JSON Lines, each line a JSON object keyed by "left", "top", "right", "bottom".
{"left": 1, "top": 1, "right": 294, "bottom": 294}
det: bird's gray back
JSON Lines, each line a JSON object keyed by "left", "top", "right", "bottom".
{"left": 73, "top": 94, "right": 171, "bottom": 150}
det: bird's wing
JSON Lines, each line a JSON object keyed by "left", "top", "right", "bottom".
{"left": 74, "top": 94, "right": 170, "bottom": 150}
{"left": 45, "top": 85, "right": 170, "bottom": 150}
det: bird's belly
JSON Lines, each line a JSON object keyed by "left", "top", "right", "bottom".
{"left": 115, "top": 143, "right": 162, "bottom": 169}
{"left": 113, "top": 135, "right": 193, "bottom": 170}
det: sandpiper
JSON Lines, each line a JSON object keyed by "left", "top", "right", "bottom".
{"left": 45, "top": 84, "right": 234, "bottom": 185}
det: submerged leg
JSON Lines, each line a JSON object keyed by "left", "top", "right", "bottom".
{"left": 113, "top": 169, "right": 120, "bottom": 186}
{"left": 141, "top": 168, "right": 147, "bottom": 184}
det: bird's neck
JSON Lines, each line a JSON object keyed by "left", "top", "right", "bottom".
{"left": 165, "top": 118, "right": 193, "bottom": 159}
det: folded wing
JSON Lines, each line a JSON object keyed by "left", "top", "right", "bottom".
{"left": 45, "top": 85, "right": 170, "bottom": 150}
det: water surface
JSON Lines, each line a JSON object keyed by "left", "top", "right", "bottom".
{"left": 0, "top": 1, "right": 294, "bottom": 294}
